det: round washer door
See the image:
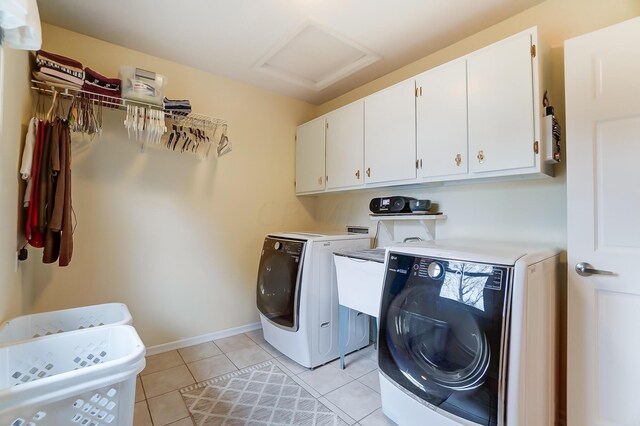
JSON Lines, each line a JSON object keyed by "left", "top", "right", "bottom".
{"left": 386, "top": 285, "right": 490, "bottom": 391}
{"left": 256, "top": 239, "right": 304, "bottom": 330}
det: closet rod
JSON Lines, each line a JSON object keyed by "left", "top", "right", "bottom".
{"left": 30, "top": 80, "right": 227, "bottom": 126}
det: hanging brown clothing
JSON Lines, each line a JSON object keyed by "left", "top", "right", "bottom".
{"left": 58, "top": 123, "right": 73, "bottom": 266}
{"left": 43, "top": 119, "right": 62, "bottom": 264}
{"left": 37, "top": 121, "right": 54, "bottom": 233}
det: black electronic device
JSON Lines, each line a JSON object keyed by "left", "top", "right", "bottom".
{"left": 369, "top": 196, "right": 417, "bottom": 214}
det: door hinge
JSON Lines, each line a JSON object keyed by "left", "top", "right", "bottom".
{"left": 531, "top": 44, "right": 536, "bottom": 58}
{"left": 533, "top": 141, "right": 539, "bottom": 154}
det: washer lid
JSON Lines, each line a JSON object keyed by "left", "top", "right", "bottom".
{"left": 268, "top": 231, "right": 370, "bottom": 242}
{"left": 389, "top": 239, "right": 558, "bottom": 266}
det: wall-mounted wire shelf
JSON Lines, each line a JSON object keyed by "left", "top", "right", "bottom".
{"left": 30, "top": 80, "right": 231, "bottom": 156}
{"left": 31, "top": 80, "right": 225, "bottom": 124}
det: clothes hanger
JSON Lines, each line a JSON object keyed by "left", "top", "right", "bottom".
{"left": 46, "top": 90, "right": 58, "bottom": 122}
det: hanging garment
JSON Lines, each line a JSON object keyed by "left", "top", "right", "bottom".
{"left": 36, "top": 119, "right": 53, "bottom": 233}
{"left": 58, "top": 122, "right": 73, "bottom": 266}
{"left": 26, "top": 120, "right": 46, "bottom": 248}
{"left": 0, "top": 0, "right": 41, "bottom": 50}
{"left": 19, "top": 116, "right": 37, "bottom": 207}
{"left": 42, "top": 119, "right": 61, "bottom": 264}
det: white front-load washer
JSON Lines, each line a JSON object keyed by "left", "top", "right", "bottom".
{"left": 377, "top": 240, "right": 560, "bottom": 426}
{"left": 256, "top": 232, "right": 371, "bottom": 368}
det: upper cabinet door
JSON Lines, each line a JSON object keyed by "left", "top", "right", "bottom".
{"left": 326, "top": 101, "right": 364, "bottom": 190}
{"left": 364, "top": 79, "right": 417, "bottom": 184}
{"left": 416, "top": 58, "right": 468, "bottom": 179}
{"left": 295, "top": 117, "right": 326, "bottom": 194}
{"left": 467, "top": 30, "right": 536, "bottom": 173}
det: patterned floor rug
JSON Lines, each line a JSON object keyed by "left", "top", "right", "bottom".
{"left": 180, "top": 362, "right": 348, "bottom": 426}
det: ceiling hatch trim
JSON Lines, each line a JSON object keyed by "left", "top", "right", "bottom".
{"left": 253, "top": 20, "right": 381, "bottom": 92}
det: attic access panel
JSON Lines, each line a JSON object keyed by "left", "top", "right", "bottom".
{"left": 254, "top": 21, "right": 380, "bottom": 91}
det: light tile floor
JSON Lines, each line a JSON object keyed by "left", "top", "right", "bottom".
{"left": 133, "top": 329, "right": 396, "bottom": 426}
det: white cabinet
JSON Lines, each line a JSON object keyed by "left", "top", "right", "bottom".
{"left": 295, "top": 116, "right": 326, "bottom": 194}
{"left": 326, "top": 101, "right": 364, "bottom": 190}
{"left": 467, "top": 29, "right": 538, "bottom": 174}
{"left": 415, "top": 58, "right": 468, "bottom": 179}
{"left": 364, "top": 79, "right": 417, "bottom": 185}
{"left": 295, "top": 27, "right": 552, "bottom": 197}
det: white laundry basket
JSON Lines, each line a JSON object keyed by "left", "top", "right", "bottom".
{"left": 0, "top": 304, "right": 132, "bottom": 345}
{"left": 0, "top": 325, "right": 145, "bottom": 426}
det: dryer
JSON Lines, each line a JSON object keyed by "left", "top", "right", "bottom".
{"left": 378, "top": 240, "right": 559, "bottom": 426}
{"left": 257, "top": 232, "right": 371, "bottom": 368}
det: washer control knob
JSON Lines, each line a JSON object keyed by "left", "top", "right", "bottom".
{"left": 427, "top": 262, "right": 443, "bottom": 279}
{"left": 274, "top": 241, "right": 281, "bottom": 250}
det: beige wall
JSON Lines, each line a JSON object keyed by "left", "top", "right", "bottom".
{"left": 22, "top": 24, "right": 317, "bottom": 347}
{"left": 0, "top": 46, "right": 31, "bottom": 322}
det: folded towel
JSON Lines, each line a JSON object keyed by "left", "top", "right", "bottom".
{"left": 38, "top": 66, "right": 85, "bottom": 86}
{"left": 32, "top": 71, "right": 82, "bottom": 89}
{"left": 82, "top": 81, "right": 121, "bottom": 99}
{"left": 83, "top": 67, "right": 121, "bottom": 90}
{"left": 36, "top": 51, "right": 84, "bottom": 79}
{"left": 36, "top": 49, "right": 82, "bottom": 70}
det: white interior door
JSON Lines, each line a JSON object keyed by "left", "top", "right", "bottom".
{"left": 565, "top": 17, "right": 640, "bottom": 426}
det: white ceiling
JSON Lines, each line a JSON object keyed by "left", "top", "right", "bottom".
{"left": 36, "top": 0, "right": 544, "bottom": 105}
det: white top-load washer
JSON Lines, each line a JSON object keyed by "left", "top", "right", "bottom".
{"left": 256, "top": 232, "right": 371, "bottom": 368}
{"left": 377, "top": 239, "right": 560, "bottom": 426}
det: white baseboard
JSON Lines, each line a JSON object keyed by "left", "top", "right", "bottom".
{"left": 145, "top": 322, "right": 262, "bottom": 356}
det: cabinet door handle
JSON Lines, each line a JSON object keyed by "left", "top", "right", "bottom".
{"left": 455, "top": 154, "right": 462, "bottom": 166}
{"left": 477, "top": 150, "right": 485, "bottom": 163}
{"left": 318, "top": 176, "right": 323, "bottom": 185}
{"left": 355, "top": 170, "right": 361, "bottom": 179}
{"left": 366, "top": 167, "right": 371, "bottom": 177}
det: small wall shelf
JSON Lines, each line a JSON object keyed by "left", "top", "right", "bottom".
{"left": 370, "top": 214, "right": 447, "bottom": 241}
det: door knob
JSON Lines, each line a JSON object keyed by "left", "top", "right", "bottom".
{"left": 477, "top": 150, "right": 485, "bottom": 163}
{"left": 455, "top": 154, "right": 462, "bottom": 166}
{"left": 355, "top": 170, "right": 360, "bottom": 179}
{"left": 575, "top": 262, "right": 615, "bottom": 277}
{"left": 366, "top": 167, "right": 371, "bottom": 177}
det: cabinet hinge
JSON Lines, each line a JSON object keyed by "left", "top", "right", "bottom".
{"left": 534, "top": 140, "right": 539, "bottom": 154}
{"left": 531, "top": 44, "right": 536, "bottom": 58}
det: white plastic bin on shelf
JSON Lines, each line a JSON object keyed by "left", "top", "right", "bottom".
{"left": 0, "top": 303, "right": 132, "bottom": 345}
{"left": 0, "top": 325, "right": 145, "bottom": 426}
